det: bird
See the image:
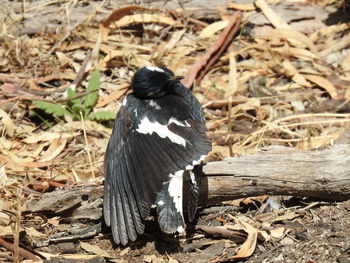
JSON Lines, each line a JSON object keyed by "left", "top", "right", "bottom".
{"left": 103, "top": 66, "right": 212, "bottom": 245}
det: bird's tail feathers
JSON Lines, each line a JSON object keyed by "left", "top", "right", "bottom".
{"left": 156, "top": 174, "right": 185, "bottom": 234}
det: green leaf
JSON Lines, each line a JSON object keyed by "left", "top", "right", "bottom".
{"left": 84, "top": 69, "right": 100, "bottom": 109}
{"left": 71, "top": 104, "right": 88, "bottom": 120}
{"left": 88, "top": 111, "right": 116, "bottom": 121}
{"left": 33, "top": 100, "right": 69, "bottom": 117}
{"left": 67, "top": 87, "right": 81, "bottom": 105}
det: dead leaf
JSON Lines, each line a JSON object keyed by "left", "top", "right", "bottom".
{"left": 228, "top": 218, "right": 258, "bottom": 259}
{"left": 112, "top": 14, "right": 180, "bottom": 28}
{"left": 341, "top": 53, "right": 350, "bottom": 79}
{"left": 0, "top": 166, "right": 15, "bottom": 187}
{"left": 119, "top": 247, "right": 130, "bottom": 256}
{"left": 96, "top": 50, "right": 126, "bottom": 69}
{"left": 0, "top": 109, "right": 15, "bottom": 137}
{"left": 37, "top": 138, "right": 68, "bottom": 163}
{"left": 60, "top": 121, "right": 111, "bottom": 137}
{"left": 143, "top": 254, "right": 165, "bottom": 263}
{"left": 80, "top": 242, "right": 111, "bottom": 258}
{"left": 274, "top": 46, "right": 317, "bottom": 61}
{"left": 269, "top": 226, "right": 285, "bottom": 238}
{"left": 232, "top": 98, "right": 261, "bottom": 115}
{"left": 0, "top": 201, "right": 10, "bottom": 226}
{"left": 22, "top": 132, "right": 79, "bottom": 144}
{"left": 167, "top": 255, "right": 179, "bottom": 263}
{"left": 320, "top": 34, "right": 350, "bottom": 57}
{"left": 199, "top": 20, "right": 228, "bottom": 39}
{"left": 55, "top": 52, "right": 71, "bottom": 67}
{"left": 304, "top": 74, "right": 342, "bottom": 100}
{"left": 270, "top": 28, "right": 319, "bottom": 55}
{"left": 297, "top": 130, "right": 345, "bottom": 150}
{"left": 255, "top": 0, "right": 290, "bottom": 29}
{"left": 227, "top": 51, "right": 238, "bottom": 96}
{"left": 96, "top": 83, "right": 129, "bottom": 108}
{"left": 56, "top": 254, "right": 102, "bottom": 260}
{"left": 259, "top": 230, "right": 271, "bottom": 241}
{"left": 229, "top": 146, "right": 258, "bottom": 156}
{"left": 109, "top": 259, "right": 128, "bottom": 263}
{"left": 211, "top": 145, "right": 231, "bottom": 158}
{"left": 0, "top": 225, "right": 14, "bottom": 238}
{"left": 282, "top": 60, "right": 312, "bottom": 87}
{"left": 153, "top": 29, "right": 186, "bottom": 61}
{"left": 24, "top": 227, "right": 46, "bottom": 238}
{"left": 243, "top": 196, "right": 268, "bottom": 205}
{"left": 21, "top": 161, "right": 55, "bottom": 168}
{"left": 47, "top": 217, "right": 60, "bottom": 225}
{"left": 228, "top": 2, "right": 256, "bottom": 11}
{"left": 102, "top": 6, "right": 154, "bottom": 28}
{"left": 270, "top": 211, "right": 300, "bottom": 223}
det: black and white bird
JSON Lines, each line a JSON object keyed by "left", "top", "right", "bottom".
{"left": 103, "top": 66, "right": 212, "bottom": 245}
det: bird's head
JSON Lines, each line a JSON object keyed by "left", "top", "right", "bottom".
{"left": 131, "top": 66, "right": 183, "bottom": 99}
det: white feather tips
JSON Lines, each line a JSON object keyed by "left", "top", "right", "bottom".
{"left": 145, "top": 66, "right": 164, "bottom": 72}
{"left": 185, "top": 154, "right": 206, "bottom": 170}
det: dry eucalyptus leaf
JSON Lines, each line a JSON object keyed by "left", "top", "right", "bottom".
{"left": 22, "top": 132, "right": 79, "bottom": 144}
{"left": 80, "top": 241, "right": 111, "bottom": 258}
{"left": 38, "top": 138, "right": 68, "bottom": 163}
{"left": 0, "top": 109, "right": 15, "bottom": 137}
{"left": 143, "top": 254, "right": 165, "bottom": 263}
{"left": 199, "top": 20, "right": 228, "bottom": 39}
{"left": 112, "top": 14, "right": 180, "bottom": 28}
{"left": 270, "top": 212, "right": 300, "bottom": 223}
{"left": 304, "top": 74, "right": 341, "bottom": 100}
{"left": 269, "top": 226, "right": 285, "bottom": 239}
{"left": 229, "top": 219, "right": 258, "bottom": 259}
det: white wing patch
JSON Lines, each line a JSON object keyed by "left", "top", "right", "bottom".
{"left": 168, "top": 117, "right": 190, "bottom": 127}
{"left": 168, "top": 171, "right": 185, "bottom": 233}
{"left": 148, "top": 100, "right": 161, "bottom": 110}
{"left": 136, "top": 117, "right": 187, "bottom": 147}
{"left": 145, "top": 66, "right": 164, "bottom": 73}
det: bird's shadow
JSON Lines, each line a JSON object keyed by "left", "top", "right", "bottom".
{"left": 102, "top": 217, "right": 182, "bottom": 253}
{"left": 141, "top": 220, "right": 182, "bottom": 254}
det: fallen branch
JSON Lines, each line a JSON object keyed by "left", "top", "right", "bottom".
{"left": 195, "top": 225, "right": 247, "bottom": 243}
{"left": 201, "top": 144, "right": 350, "bottom": 204}
{"left": 182, "top": 11, "right": 243, "bottom": 88}
{"left": 0, "top": 238, "right": 42, "bottom": 262}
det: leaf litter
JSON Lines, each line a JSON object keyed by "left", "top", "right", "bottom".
{"left": 0, "top": 0, "right": 350, "bottom": 262}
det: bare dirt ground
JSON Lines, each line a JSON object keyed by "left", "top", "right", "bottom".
{"left": 0, "top": 0, "right": 349, "bottom": 262}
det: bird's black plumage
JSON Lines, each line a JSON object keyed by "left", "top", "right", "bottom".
{"left": 103, "top": 66, "right": 211, "bottom": 245}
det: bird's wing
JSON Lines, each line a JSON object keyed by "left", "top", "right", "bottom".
{"left": 103, "top": 105, "right": 211, "bottom": 245}
{"left": 103, "top": 106, "right": 145, "bottom": 245}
